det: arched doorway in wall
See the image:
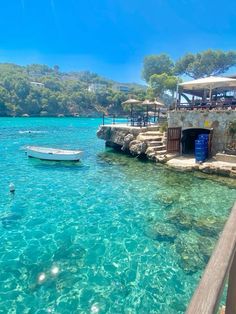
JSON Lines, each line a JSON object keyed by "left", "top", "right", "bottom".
{"left": 181, "top": 128, "right": 212, "bottom": 155}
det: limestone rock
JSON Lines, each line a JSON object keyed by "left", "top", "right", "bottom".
{"left": 129, "top": 140, "right": 147, "bottom": 156}
{"left": 122, "top": 134, "right": 134, "bottom": 151}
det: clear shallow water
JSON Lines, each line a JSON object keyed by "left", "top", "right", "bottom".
{"left": 0, "top": 117, "right": 235, "bottom": 314}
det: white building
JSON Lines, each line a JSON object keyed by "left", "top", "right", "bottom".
{"left": 30, "top": 82, "right": 45, "bottom": 88}
{"left": 88, "top": 83, "right": 107, "bottom": 93}
{"left": 113, "top": 84, "right": 130, "bottom": 93}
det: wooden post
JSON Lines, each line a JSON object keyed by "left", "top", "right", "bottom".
{"left": 186, "top": 202, "right": 236, "bottom": 314}
{"left": 226, "top": 250, "right": 236, "bottom": 314}
{"left": 102, "top": 113, "right": 105, "bottom": 125}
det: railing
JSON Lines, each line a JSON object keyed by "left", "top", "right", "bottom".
{"left": 186, "top": 202, "right": 236, "bottom": 314}
{"left": 102, "top": 114, "right": 131, "bottom": 126}
{"left": 176, "top": 102, "right": 236, "bottom": 111}
{"left": 102, "top": 113, "right": 159, "bottom": 127}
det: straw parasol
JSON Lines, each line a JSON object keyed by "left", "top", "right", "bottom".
{"left": 152, "top": 99, "right": 165, "bottom": 121}
{"left": 140, "top": 99, "right": 155, "bottom": 119}
{"left": 138, "top": 99, "right": 165, "bottom": 122}
{"left": 122, "top": 98, "right": 142, "bottom": 105}
{"left": 122, "top": 98, "right": 141, "bottom": 116}
{"left": 153, "top": 99, "right": 165, "bottom": 107}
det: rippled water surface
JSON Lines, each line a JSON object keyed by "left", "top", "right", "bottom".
{"left": 0, "top": 117, "right": 236, "bottom": 314}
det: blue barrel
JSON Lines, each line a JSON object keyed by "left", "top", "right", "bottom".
{"left": 195, "top": 140, "right": 206, "bottom": 162}
{"left": 198, "top": 134, "right": 209, "bottom": 140}
{"left": 198, "top": 134, "right": 209, "bottom": 157}
{"left": 195, "top": 140, "right": 205, "bottom": 149}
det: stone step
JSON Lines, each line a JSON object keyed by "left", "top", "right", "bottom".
{"left": 148, "top": 140, "right": 163, "bottom": 144}
{"left": 146, "top": 146, "right": 167, "bottom": 154}
{"left": 147, "top": 141, "right": 163, "bottom": 148}
{"left": 154, "top": 149, "right": 167, "bottom": 155}
{"left": 140, "top": 131, "right": 163, "bottom": 136}
{"left": 146, "top": 151, "right": 156, "bottom": 158}
{"left": 137, "top": 135, "right": 163, "bottom": 141}
{"left": 144, "top": 130, "right": 163, "bottom": 134}
{"left": 146, "top": 147, "right": 156, "bottom": 155}
{"left": 215, "top": 153, "right": 236, "bottom": 164}
{"left": 151, "top": 145, "right": 167, "bottom": 152}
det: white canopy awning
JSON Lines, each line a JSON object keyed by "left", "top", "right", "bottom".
{"left": 179, "top": 76, "right": 236, "bottom": 91}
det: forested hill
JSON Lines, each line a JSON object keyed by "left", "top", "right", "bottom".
{"left": 0, "top": 63, "right": 146, "bottom": 117}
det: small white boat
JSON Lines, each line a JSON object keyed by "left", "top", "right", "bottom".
{"left": 26, "top": 146, "right": 82, "bottom": 161}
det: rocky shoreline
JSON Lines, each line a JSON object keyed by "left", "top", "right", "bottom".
{"left": 97, "top": 124, "right": 236, "bottom": 179}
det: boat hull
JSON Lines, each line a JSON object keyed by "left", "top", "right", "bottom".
{"left": 26, "top": 147, "right": 81, "bottom": 161}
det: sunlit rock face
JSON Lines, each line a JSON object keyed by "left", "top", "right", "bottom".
{"left": 97, "top": 126, "right": 145, "bottom": 155}
{"left": 97, "top": 125, "right": 165, "bottom": 158}
{"left": 129, "top": 140, "right": 147, "bottom": 156}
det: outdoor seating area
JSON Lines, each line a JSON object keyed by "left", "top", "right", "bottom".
{"left": 122, "top": 98, "right": 165, "bottom": 127}
{"left": 177, "top": 100, "right": 236, "bottom": 111}
{"left": 176, "top": 76, "right": 236, "bottom": 111}
{"left": 130, "top": 114, "right": 155, "bottom": 127}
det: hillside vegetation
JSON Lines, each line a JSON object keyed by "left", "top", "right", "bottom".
{"left": 0, "top": 63, "right": 146, "bottom": 117}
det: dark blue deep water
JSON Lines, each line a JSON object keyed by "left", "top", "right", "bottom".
{"left": 0, "top": 117, "right": 235, "bottom": 313}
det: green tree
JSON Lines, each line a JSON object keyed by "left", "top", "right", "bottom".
{"left": 149, "top": 73, "right": 179, "bottom": 98}
{"left": 142, "top": 54, "right": 174, "bottom": 82}
{"left": 14, "top": 79, "right": 30, "bottom": 98}
{"left": 175, "top": 50, "right": 236, "bottom": 79}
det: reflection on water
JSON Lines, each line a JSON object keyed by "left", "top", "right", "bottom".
{"left": 0, "top": 117, "right": 235, "bottom": 313}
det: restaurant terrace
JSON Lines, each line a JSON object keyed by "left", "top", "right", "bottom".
{"left": 176, "top": 76, "right": 236, "bottom": 110}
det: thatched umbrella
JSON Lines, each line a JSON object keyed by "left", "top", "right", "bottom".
{"left": 141, "top": 100, "right": 155, "bottom": 123}
{"left": 153, "top": 99, "right": 165, "bottom": 107}
{"left": 153, "top": 99, "right": 165, "bottom": 121}
{"left": 122, "top": 98, "right": 141, "bottom": 118}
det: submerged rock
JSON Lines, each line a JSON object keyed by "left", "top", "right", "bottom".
{"left": 1, "top": 213, "right": 22, "bottom": 229}
{"left": 174, "top": 232, "right": 205, "bottom": 273}
{"left": 174, "top": 231, "right": 216, "bottom": 274}
{"left": 155, "top": 191, "right": 181, "bottom": 206}
{"left": 167, "top": 208, "right": 225, "bottom": 237}
{"left": 167, "top": 209, "right": 193, "bottom": 231}
{"left": 194, "top": 216, "right": 225, "bottom": 237}
{"left": 54, "top": 243, "right": 86, "bottom": 261}
{"left": 147, "top": 222, "right": 178, "bottom": 242}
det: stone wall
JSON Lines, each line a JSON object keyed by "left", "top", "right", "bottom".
{"left": 168, "top": 111, "right": 236, "bottom": 153}
{"left": 97, "top": 125, "right": 144, "bottom": 149}
{"left": 96, "top": 125, "right": 166, "bottom": 158}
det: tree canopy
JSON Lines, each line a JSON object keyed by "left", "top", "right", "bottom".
{"left": 175, "top": 50, "right": 236, "bottom": 79}
{"left": 148, "top": 74, "right": 176, "bottom": 96}
{"left": 142, "top": 49, "right": 236, "bottom": 103}
{"left": 0, "top": 63, "right": 146, "bottom": 117}
{"left": 142, "top": 54, "right": 174, "bottom": 82}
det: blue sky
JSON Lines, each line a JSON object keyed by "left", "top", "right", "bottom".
{"left": 0, "top": 0, "right": 236, "bottom": 83}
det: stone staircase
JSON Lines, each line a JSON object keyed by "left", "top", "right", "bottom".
{"left": 136, "top": 129, "right": 168, "bottom": 163}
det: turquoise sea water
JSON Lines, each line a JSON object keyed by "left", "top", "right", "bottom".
{"left": 0, "top": 117, "right": 236, "bottom": 314}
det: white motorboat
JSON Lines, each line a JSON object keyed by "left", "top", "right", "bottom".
{"left": 26, "top": 146, "right": 82, "bottom": 161}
